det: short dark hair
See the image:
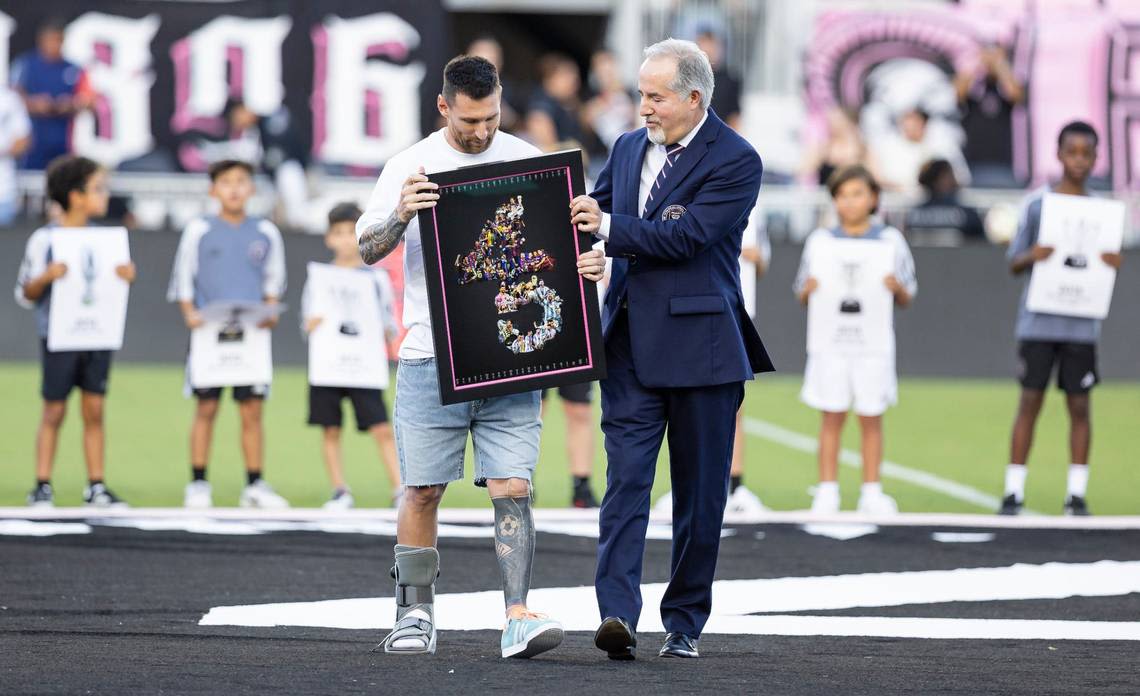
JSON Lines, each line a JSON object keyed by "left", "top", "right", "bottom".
{"left": 442, "top": 55, "right": 499, "bottom": 104}
{"left": 38, "top": 17, "right": 67, "bottom": 35}
{"left": 208, "top": 159, "right": 254, "bottom": 182}
{"left": 46, "top": 155, "right": 102, "bottom": 211}
{"left": 917, "top": 158, "right": 955, "bottom": 192}
{"left": 1058, "top": 120, "right": 1099, "bottom": 150}
{"left": 826, "top": 164, "right": 881, "bottom": 212}
{"left": 327, "top": 202, "right": 362, "bottom": 227}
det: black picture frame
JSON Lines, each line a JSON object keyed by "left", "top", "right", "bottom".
{"left": 416, "top": 150, "right": 607, "bottom": 405}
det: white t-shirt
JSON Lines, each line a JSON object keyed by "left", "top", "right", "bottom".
{"left": 356, "top": 128, "right": 540, "bottom": 359}
{"left": 0, "top": 88, "right": 32, "bottom": 206}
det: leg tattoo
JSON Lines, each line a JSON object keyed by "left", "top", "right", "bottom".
{"left": 492, "top": 495, "right": 535, "bottom": 608}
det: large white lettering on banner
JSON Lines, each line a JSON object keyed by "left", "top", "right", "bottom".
{"left": 1026, "top": 193, "right": 1125, "bottom": 320}
{"left": 47, "top": 227, "right": 131, "bottom": 352}
{"left": 62, "top": 13, "right": 160, "bottom": 167}
{"left": 188, "top": 302, "right": 279, "bottom": 388}
{"left": 807, "top": 237, "right": 895, "bottom": 355}
{"left": 312, "top": 13, "right": 425, "bottom": 166}
{"left": 306, "top": 263, "right": 388, "bottom": 389}
{"left": 170, "top": 15, "right": 291, "bottom": 134}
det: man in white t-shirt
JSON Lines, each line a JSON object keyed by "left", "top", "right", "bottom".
{"left": 0, "top": 86, "right": 32, "bottom": 225}
{"left": 355, "top": 55, "right": 564, "bottom": 660}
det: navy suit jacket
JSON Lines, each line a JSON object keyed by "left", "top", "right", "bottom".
{"left": 593, "top": 109, "right": 774, "bottom": 388}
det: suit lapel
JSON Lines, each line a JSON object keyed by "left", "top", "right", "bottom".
{"left": 641, "top": 111, "right": 721, "bottom": 221}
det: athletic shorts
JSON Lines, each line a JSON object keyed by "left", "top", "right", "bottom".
{"left": 1017, "top": 340, "right": 1098, "bottom": 394}
{"left": 41, "top": 340, "right": 112, "bottom": 401}
{"left": 308, "top": 385, "right": 389, "bottom": 431}
{"left": 541, "top": 381, "right": 594, "bottom": 405}
{"left": 393, "top": 357, "right": 540, "bottom": 487}
{"left": 193, "top": 385, "right": 268, "bottom": 402}
{"left": 801, "top": 352, "right": 897, "bottom": 417}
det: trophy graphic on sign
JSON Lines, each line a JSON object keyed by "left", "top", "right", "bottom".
{"left": 81, "top": 247, "right": 97, "bottom": 306}
{"left": 1062, "top": 217, "right": 1097, "bottom": 270}
{"left": 336, "top": 286, "right": 360, "bottom": 336}
{"left": 218, "top": 307, "right": 245, "bottom": 343}
{"left": 839, "top": 260, "right": 862, "bottom": 314}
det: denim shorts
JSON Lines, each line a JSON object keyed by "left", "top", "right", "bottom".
{"left": 393, "top": 357, "right": 541, "bottom": 487}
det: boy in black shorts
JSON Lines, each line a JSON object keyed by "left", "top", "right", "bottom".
{"left": 303, "top": 203, "right": 400, "bottom": 508}
{"left": 1001, "top": 121, "right": 1123, "bottom": 516}
{"left": 16, "top": 156, "right": 136, "bottom": 507}
{"left": 541, "top": 382, "right": 598, "bottom": 507}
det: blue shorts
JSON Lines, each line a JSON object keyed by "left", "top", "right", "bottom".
{"left": 394, "top": 357, "right": 541, "bottom": 487}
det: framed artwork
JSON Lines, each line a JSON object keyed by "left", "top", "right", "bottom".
{"left": 417, "top": 150, "right": 606, "bottom": 404}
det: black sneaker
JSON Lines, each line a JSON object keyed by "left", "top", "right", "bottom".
{"left": 572, "top": 481, "right": 599, "bottom": 508}
{"left": 998, "top": 494, "right": 1022, "bottom": 516}
{"left": 83, "top": 483, "right": 127, "bottom": 508}
{"left": 1064, "top": 495, "right": 1090, "bottom": 516}
{"left": 27, "top": 483, "right": 54, "bottom": 508}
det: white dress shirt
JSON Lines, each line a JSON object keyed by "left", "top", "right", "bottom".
{"left": 596, "top": 110, "right": 709, "bottom": 241}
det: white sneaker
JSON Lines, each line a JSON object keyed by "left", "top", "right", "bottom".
{"left": 184, "top": 480, "right": 213, "bottom": 509}
{"left": 239, "top": 480, "right": 290, "bottom": 509}
{"left": 726, "top": 485, "right": 768, "bottom": 515}
{"left": 857, "top": 491, "right": 899, "bottom": 515}
{"left": 810, "top": 486, "right": 841, "bottom": 514}
{"left": 651, "top": 491, "right": 673, "bottom": 517}
{"left": 322, "top": 488, "right": 354, "bottom": 510}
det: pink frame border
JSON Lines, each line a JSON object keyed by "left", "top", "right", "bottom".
{"left": 429, "top": 165, "right": 595, "bottom": 391}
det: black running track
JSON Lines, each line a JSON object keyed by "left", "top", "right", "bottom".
{"left": 2, "top": 519, "right": 1139, "bottom": 695}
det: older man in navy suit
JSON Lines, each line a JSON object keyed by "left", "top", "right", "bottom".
{"left": 573, "top": 38, "right": 773, "bottom": 660}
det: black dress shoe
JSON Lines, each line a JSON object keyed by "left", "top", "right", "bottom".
{"left": 594, "top": 616, "right": 637, "bottom": 660}
{"left": 658, "top": 632, "right": 699, "bottom": 658}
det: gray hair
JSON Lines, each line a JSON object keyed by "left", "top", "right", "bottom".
{"left": 643, "top": 38, "right": 715, "bottom": 110}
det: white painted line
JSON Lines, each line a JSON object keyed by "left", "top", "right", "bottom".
{"left": 0, "top": 520, "right": 91, "bottom": 536}
{"left": 3, "top": 507, "right": 1140, "bottom": 529}
{"left": 801, "top": 523, "right": 879, "bottom": 540}
{"left": 932, "top": 532, "right": 995, "bottom": 543}
{"left": 743, "top": 417, "right": 1029, "bottom": 514}
{"left": 200, "top": 560, "right": 1140, "bottom": 640}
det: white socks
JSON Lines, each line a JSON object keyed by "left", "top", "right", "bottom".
{"left": 1004, "top": 464, "right": 1027, "bottom": 501}
{"left": 1067, "top": 464, "right": 1089, "bottom": 498}
{"left": 860, "top": 482, "right": 883, "bottom": 498}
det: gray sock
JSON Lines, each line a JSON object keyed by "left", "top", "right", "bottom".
{"left": 492, "top": 495, "right": 535, "bottom": 608}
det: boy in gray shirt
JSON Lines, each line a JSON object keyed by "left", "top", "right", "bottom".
{"left": 167, "top": 160, "right": 288, "bottom": 509}
{"left": 1001, "top": 121, "right": 1123, "bottom": 516}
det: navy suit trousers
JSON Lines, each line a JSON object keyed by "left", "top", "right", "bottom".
{"left": 595, "top": 309, "right": 744, "bottom": 637}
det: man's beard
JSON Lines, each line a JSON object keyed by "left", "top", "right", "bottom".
{"left": 455, "top": 128, "right": 495, "bottom": 154}
{"left": 646, "top": 125, "right": 666, "bottom": 145}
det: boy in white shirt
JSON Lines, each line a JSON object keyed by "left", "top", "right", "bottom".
{"left": 794, "top": 165, "right": 917, "bottom": 514}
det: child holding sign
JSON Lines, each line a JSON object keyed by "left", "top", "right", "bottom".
{"left": 302, "top": 203, "right": 401, "bottom": 509}
{"left": 794, "top": 165, "right": 916, "bottom": 515}
{"left": 167, "top": 160, "right": 288, "bottom": 509}
{"left": 1001, "top": 121, "right": 1123, "bottom": 516}
{"left": 15, "top": 156, "right": 136, "bottom": 507}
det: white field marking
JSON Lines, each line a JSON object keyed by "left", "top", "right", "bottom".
{"left": 801, "top": 523, "right": 878, "bottom": 540}
{"left": 3, "top": 507, "right": 1140, "bottom": 529}
{"left": 199, "top": 560, "right": 1140, "bottom": 640}
{"left": 932, "top": 532, "right": 995, "bottom": 543}
{"left": 0, "top": 520, "right": 91, "bottom": 536}
{"left": 742, "top": 417, "right": 1030, "bottom": 514}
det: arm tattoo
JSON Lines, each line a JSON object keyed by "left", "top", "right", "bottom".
{"left": 358, "top": 210, "right": 409, "bottom": 264}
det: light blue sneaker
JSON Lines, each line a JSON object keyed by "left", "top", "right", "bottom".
{"left": 500, "top": 613, "right": 564, "bottom": 659}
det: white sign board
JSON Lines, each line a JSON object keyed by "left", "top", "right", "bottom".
{"left": 47, "top": 227, "right": 131, "bottom": 352}
{"left": 188, "top": 302, "right": 276, "bottom": 388}
{"left": 306, "top": 263, "right": 388, "bottom": 389}
{"left": 807, "top": 237, "right": 895, "bottom": 355}
{"left": 1026, "top": 193, "right": 1125, "bottom": 319}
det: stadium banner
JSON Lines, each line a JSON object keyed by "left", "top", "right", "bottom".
{"left": 1026, "top": 193, "right": 1125, "bottom": 320}
{"left": 417, "top": 150, "right": 606, "bottom": 405}
{"left": 1, "top": 2, "right": 447, "bottom": 172}
{"left": 305, "top": 262, "right": 388, "bottom": 390}
{"left": 807, "top": 237, "right": 895, "bottom": 356}
{"left": 188, "top": 301, "right": 278, "bottom": 388}
{"left": 46, "top": 226, "right": 131, "bottom": 352}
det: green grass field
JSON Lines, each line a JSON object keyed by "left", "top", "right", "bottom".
{"left": 2, "top": 362, "right": 1137, "bottom": 514}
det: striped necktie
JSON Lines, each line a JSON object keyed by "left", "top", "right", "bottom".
{"left": 644, "top": 143, "right": 685, "bottom": 216}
